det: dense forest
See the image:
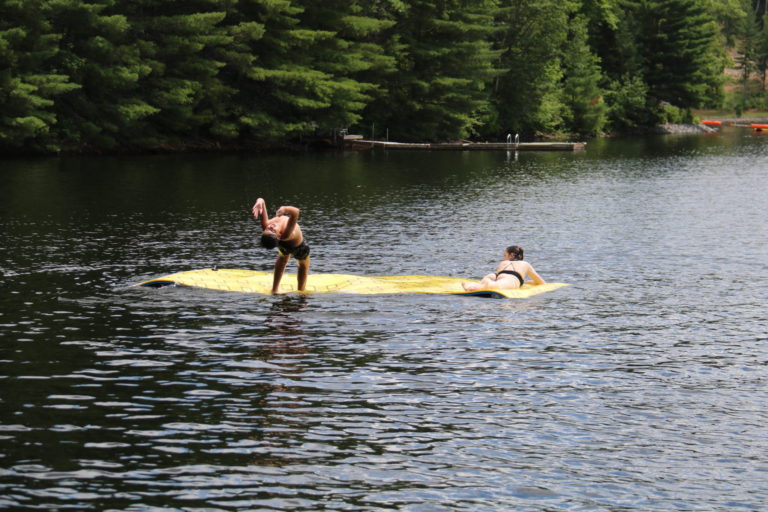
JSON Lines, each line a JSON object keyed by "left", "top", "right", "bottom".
{"left": 2, "top": 0, "right": 768, "bottom": 153}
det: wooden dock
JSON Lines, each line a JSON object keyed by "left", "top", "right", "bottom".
{"left": 345, "top": 138, "right": 586, "bottom": 152}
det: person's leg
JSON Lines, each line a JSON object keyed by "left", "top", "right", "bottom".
{"left": 297, "top": 256, "right": 310, "bottom": 291}
{"left": 272, "top": 254, "right": 290, "bottom": 294}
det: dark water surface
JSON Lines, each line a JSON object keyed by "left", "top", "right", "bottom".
{"left": 1, "top": 131, "right": 767, "bottom": 511}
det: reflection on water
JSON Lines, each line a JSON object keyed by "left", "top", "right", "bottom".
{"left": 1, "top": 132, "right": 767, "bottom": 510}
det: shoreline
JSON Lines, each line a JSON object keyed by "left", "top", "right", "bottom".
{"left": 0, "top": 122, "right": 743, "bottom": 157}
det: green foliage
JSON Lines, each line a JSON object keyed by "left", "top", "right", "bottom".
{"left": 120, "top": 3, "right": 233, "bottom": 146}
{"left": 582, "top": 0, "right": 643, "bottom": 81}
{"left": 656, "top": 102, "right": 695, "bottom": 123}
{"left": 48, "top": 0, "right": 150, "bottom": 148}
{"left": 561, "top": 15, "right": 608, "bottom": 135}
{"left": 365, "top": 0, "right": 499, "bottom": 141}
{"left": 703, "top": 0, "right": 748, "bottom": 44}
{"left": 0, "top": 0, "right": 747, "bottom": 152}
{"left": 0, "top": 0, "right": 77, "bottom": 151}
{"left": 631, "top": 0, "right": 721, "bottom": 108}
{"left": 220, "top": 0, "right": 375, "bottom": 140}
{"left": 488, "top": 0, "right": 572, "bottom": 137}
{"left": 720, "top": 0, "right": 768, "bottom": 112}
{"left": 604, "top": 74, "right": 652, "bottom": 130}
{"left": 295, "top": 0, "right": 394, "bottom": 131}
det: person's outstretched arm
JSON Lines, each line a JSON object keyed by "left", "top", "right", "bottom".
{"left": 526, "top": 263, "right": 546, "bottom": 285}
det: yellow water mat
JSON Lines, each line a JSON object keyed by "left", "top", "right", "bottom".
{"left": 138, "top": 268, "right": 568, "bottom": 299}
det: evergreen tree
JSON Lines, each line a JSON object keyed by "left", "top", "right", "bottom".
{"left": 295, "top": 0, "right": 395, "bottom": 133}
{"left": 114, "top": 0, "right": 231, "bottom": 147}
{"left": 748, "top": 0, "right": 768, "bottom": 92}
{"left": 737, "top": 15, "right": 759, "bottom": 82}
{"left": 578, "top": 0, "right": 626, "bottom": 79}
{"left": 759, "top": 12, "right": 768, "bottom": 91}
{"left": 732, "top": 0, "right": 767, "bottom": 109}
{"left": 725, "top": 0, "right": 768, "bottom": 109}
{"left": 0, "top": 0, "right": 79, "bottom": 151}
{"left": 562, "top": 15, "right": 607, "bottom": 135}
{"left": 0, "top": 0, "right": 742, "bottom": 152}
{"left": 632, "top": 0, "right": 721, "bottom": 109}
{"left": 211, "top": 0, "right": 267, "bottom": 140}
{"left": 220, "top": 0, "right": 346, "bottom": 141}
{"left": 372, "top": 0, "right": 499, "bottom": 141}
{"left": 702, "top": 0, "right": 747, "bottom": 45}
{"left": 490, "top": 0, "right": 573, "bottom": 137}
{"left": 580, "top": 0, "right": 653, "bottom": 131}
{"left": 221, "top": 0, "right": 394, "bottom": 142}
{"left": 47, "top": 0, "right": 156, "bottom": 149}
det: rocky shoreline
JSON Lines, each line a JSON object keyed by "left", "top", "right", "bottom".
{"left": 654, "top": 123, "right": 717, "bottom": 134}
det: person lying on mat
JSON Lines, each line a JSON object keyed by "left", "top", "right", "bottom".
{"left": 252, "top": 198, "right": 310, "bottom": 294}
{"left": 461, "top": 245, "right": 545, "bottom": 292}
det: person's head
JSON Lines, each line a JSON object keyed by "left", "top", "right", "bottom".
{"left": 260, "top": 232, "right": 278, "bottom": 249}
{"left": 505, "top": 245, "right": 524, "bottom": 261}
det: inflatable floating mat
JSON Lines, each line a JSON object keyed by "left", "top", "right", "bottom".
{"left": 138, "top": 268, "right": 568, "bottom": 299}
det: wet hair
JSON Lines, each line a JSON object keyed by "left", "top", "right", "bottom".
{"left": 506, "top": 245, "right": 524, "bottom": 260}
{"left": 260, "top": 233, "right": 278, "bottom": 249}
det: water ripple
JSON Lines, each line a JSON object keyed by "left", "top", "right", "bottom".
{"left": 2, "top": 139, "right": 768, "bottom": 510}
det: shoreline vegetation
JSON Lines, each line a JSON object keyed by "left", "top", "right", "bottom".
{"left": 3, "top": 1, "right": 768, "bottom": 156}
{"left": 0, "top": 121, "right": 744, "bottom": 157}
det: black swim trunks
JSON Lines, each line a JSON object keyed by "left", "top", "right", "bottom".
{"left": 277, "top": 240, "right": 310, "bottom": 260}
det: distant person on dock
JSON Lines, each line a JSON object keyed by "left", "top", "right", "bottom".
{"left": 252, "top": 198, "right": 310, "bottom": 294}
{"left": 461, "top": 245, "right": 545, "bottom": 292}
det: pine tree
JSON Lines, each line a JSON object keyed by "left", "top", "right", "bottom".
{"left": 0, "top": 0, "right": 79, "bottom": 152}
{"left": 578, "top": 0, "right": 636, "bottom": 80}
{"left": 490, "top": 0, "right": 572, "bottom": 137}
{"left": 294, "top": 0, "right": 395, "bottom": 133}
{"left": 371, "top": 0, "right": 499, "bottom": 141}
{"left": 219, "top": 0, "right": 393, "bottom": 142}
{"left": 562, "top": 15, "right": 607, "bottom": 135}
{"left": 633, "top": 0, "right": 720, "bottom": 108}
{"left": 220, "top": 0, "right": 341, "bottom": 141}
{"left": 749, "top": 1, "right": 768, "bottom": 91}
{"left": 704, "top": 0, "right": 748, "bottom": 45}
{"left": 115, "top": 0, "right": 231, "bottom": 147}
{"left": 46, "top": 0, "right": 155, "bottom": 149}
{"left": 759, "top": 13, "right": 768, "bottom": 91}
{"left": 211, "top": 0, "right": 266, "bottom": 140}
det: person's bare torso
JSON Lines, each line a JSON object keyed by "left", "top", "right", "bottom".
{"left": 265, "top": 216, "right": 302, "bottom": 246}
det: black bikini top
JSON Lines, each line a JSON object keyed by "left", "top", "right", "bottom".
{"left": 496, "top": 263, "right": 524, "bottom": 286}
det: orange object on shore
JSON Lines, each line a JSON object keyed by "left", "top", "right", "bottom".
{"left": 750, "top": 123, "right": 768, "bottom": 130}
{"left": 702, "top": 120, "right": 722, "bottom": 126}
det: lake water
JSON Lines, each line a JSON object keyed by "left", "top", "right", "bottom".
{"left": 1, "top": 129, "right": 767, "bottom": 511}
